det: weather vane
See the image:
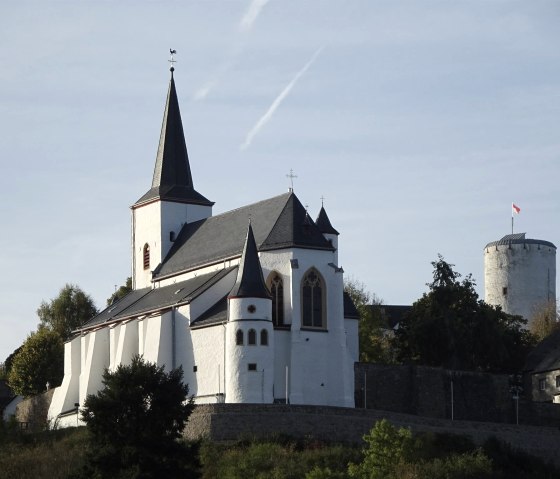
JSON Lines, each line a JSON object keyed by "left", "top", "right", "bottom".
{"left": 286, "top": 169, "right": 297, "bottom": 192}
{"left": 169, "top": 49, "right": 177, "bottom": 72}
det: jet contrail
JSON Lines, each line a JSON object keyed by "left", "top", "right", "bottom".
{"left": 239, "top": 0, "right": 270, "bottom": 32}
{"left": 240, "top": 46, "right": 324, "bottom": 151}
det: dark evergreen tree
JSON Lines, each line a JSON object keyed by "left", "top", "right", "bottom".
{"left": 78, "top": 356, "right": 198, "bottom": 478}
{"left": 394, "top": 255, "right": 534, "bottom": 373}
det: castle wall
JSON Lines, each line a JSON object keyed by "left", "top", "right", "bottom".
{"left": 184, "top": 403, "right": 560, "bottom": 466}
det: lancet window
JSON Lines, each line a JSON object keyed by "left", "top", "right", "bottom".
{"left": 301, "top": 269, "right": 325, "bottom": 328}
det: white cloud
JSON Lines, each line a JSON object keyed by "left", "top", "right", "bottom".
{"left": 239, "top": 0, "right": 270, "bottom": 32}
{"left": 240, "top": 46, "right": 324, "bottom": 150}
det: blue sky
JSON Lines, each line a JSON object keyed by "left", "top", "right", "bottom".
{"left": 1, "top": 1, "right": 560, "bottom": 361}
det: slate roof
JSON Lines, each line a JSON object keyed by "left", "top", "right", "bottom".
{"left": 192, "top": 296, "right": 228, "bottom": 327}
{"left": 485, "top": 233, "right": 556, "bottom": 250}
{"left": 316, "top": 206, "right": 339, "bottom": 235}
{"left": 229, "top": 224, "right": 271, "bottom": 299}
{"left": 343, "top": 292, "right": 360, "bottom": 319}
{"left": 134, "top": 71, "right": 213, "bottom": 208}
{"left": 153, "top": 192, "right": 334, "bottom": 280}
{"left": 80, "top": 267, "right": 236, "bottom": 331}
{"left": 524, "top": 329, "right": 560, "bottom": 373}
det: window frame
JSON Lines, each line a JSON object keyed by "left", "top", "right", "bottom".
{"left": 236, "top": 329, "right": 244, "bottom": 346}
{"left": 268, "top": 272, "right": 285, "bottom": 327}
{"left": 301, "top": 268, "right": 327, "bottom": 329}
{"left": 248, "top": 328, "right": 257, "bottom": 345}
{"left": 143, "top": 243, "right": 150, "bottom": 270}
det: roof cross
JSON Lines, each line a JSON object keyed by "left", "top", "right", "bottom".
{"left": 286, "top": 169, "right": 298, "bottom": 192}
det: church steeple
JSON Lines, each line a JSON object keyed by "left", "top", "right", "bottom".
{"left": 134, "top": 70, "right": 213, "bottom": 207}
{"left": 229, "top": 223, "right": 271, "bottom": 299}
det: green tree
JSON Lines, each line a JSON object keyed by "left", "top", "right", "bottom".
{"left": 348, "top": 419, "right": 412, "bottom": 479}
{"left": 106, "top": 277, "right": 132, "bottom": 306}
{"left": 394, "top": 255, "right": 533, "bottom": 373}
{"left": 78, "top": 356, "right": 197, "bottom": 478}
{"left": 345, "top": 279, "right": 393, "bottom": 363}
{"left": 37, "top": 284, "right": 98, "bottom": 340}
{"left": 7, "top": 329, "right": 63, "bottom": 397}
{"left": 529, "top": 300, "right": 560, "bottom": 342}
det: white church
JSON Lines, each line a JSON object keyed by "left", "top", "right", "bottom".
{"left": 48, "top": 68, "right": 359, "bottom": 427}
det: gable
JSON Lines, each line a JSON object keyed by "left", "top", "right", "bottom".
{"left": 153, "top": 192, "right": 333, "bottom": 280}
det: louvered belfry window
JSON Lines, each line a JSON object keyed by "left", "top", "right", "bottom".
{"left": 143, "top": 244, "right": 150, "bottom": 270}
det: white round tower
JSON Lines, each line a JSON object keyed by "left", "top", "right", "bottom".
{"left": 225, "top": 223, "right": 274, "bottom": 403}
{"left": 484, "top": 233, "right": 556, "bottom": 325}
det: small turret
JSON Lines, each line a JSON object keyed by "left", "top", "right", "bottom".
{"left": 225, "top": 223, "right": 274, "bottom": 403}
{"left": 316, "top": 204, "right": 339, "bottom": 261}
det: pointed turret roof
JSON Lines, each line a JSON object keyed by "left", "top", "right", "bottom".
{"left": 134, "top": 70, "right": 213, "bottom": 207}
{"left": 316, "top": 205, "right": 339, "bottom": 235}
{"left": 228, "top": 223, "right": 271, "bottom": 299}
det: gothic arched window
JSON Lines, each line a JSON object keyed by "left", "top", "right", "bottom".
{"left": 301, "top": 269, "right": 325, "bottom": 328}
{"left": 268, "top": 273, "right": 284, "bottom": 327}
{"left": 248, "top": 329, "right": 257, "bottom": 345}
{"left": 143, "top": 244, "right": 150, "bottom": 270}
{"left": 236, "top": 329, "right": 244, "bottom": 346}
{"left": 260, "top": 329, "right": 268, "bottom": 346}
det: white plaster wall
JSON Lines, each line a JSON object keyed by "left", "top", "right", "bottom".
{"left": 225, "top": 321, "right": 274, "bottom": 403}
{"left": 273, "top": 330, "right": 291, "bottom": 401}
{"left": 3, "top": 396, "right": 23, "bottom": 421}
{"left": 140, "top": 313, "right": 172, "bottom": 369}
{"left": 109, "top": 321, "right": 139, "bottom": 371}
{"left": 485, "top": 243, "right": 556, "bottom": 324}
{"left": 273, "top": 247, "right": 352, "bottom": 407}
{"left": 188, "top": 268, "right": 238, "bottom": 321}
{"left": 190, "top": 325, "right": 226, "bottom": 402}
{"left": 261, "top": 250, "right": 295, "bottom": 326}
{"left": 132, "top": 201, "right": 212, "bottom": 289}
{"left": 79, "top": 329, "right": 110, "bottom": 405}
{"left": 345, "top": 318, "right": 360, "bottom": 364}
{"left": 48, "top": 336, "right": 81, "bottom": 422}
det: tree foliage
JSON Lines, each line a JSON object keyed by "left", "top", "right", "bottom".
{"left": 393, "top": 255, "right": 534, "bottom": 373}
{"left": 37, "top": 284, "right": 98, "bottom": 340}
{"left": 78, "top": 356, "right": 197, "bottom": 478}
{"left": 529, "top": 300, "right": 560, "bottom": 342}
{"left": 106, "top": 277, "right": 133, "bottom": 306}
{"left": 7, "top": 329, "right": 63, "bottom": 397}
{"left": 345, "top": 279, "right": 394, "bottom": 363}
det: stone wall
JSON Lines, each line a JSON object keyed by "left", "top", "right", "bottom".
{"left": 355, "top": 363, "right": 520, "bottom": 424}
{"left": 14, "top": 389, "right": 55, "bottom": 431}
{"left": 184, "top": 403, "right": 560, "bottom": 466}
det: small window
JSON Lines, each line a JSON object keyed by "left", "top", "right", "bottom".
{"left": 143, "top": 244, "right": 150, "bottom": 270}
{"left": 248, "top": 329, "right": 256, "bottom": 345}
{"left": 502, "top": 287, "right": 508, "bottom": 296}
{"left": 193, "top": 365, "right": 197, "bottom": 373}
{"left": 556, "top": 376, "right": 560, "bottom": 388}
{"left": 539, "top": 378, "right": 546, "bottom": 391}
{"left": 248, "top": 363, "right": 257, "bottom": 371}
{"left": 170, "top": 231, "right": 176, "bottom": 242}
{"left": 261, "top": 329, "right": 268, "bottom": 346}
{"left": 236, "top": 330, "right": 244, "bottom": 346}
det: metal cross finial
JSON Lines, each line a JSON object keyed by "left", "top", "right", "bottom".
{"left": 286, "top": 169, "right": 298, "bottom": 192}
{"left": 169, "top": 49, "right": 177, "bottom": 72}
{"left": 320, "top": 195, "right": 325, "bottom": 206}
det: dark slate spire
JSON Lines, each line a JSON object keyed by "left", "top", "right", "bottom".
{"left": 134, "top": 71, "right": 213, "bottom": 207}
{"left": 316, "top": 205, "right": 339, "bottom": 235}
{"left": 229, "top": 223, "right": 271, "bottom": 299}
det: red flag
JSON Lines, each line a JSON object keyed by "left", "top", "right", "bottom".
{"left": 512, "top": 203, "right": 521, "bottom": 215}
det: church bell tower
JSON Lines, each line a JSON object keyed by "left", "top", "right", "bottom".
{"left": 131, "top": 67, "right": 214, "bottom": 289}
